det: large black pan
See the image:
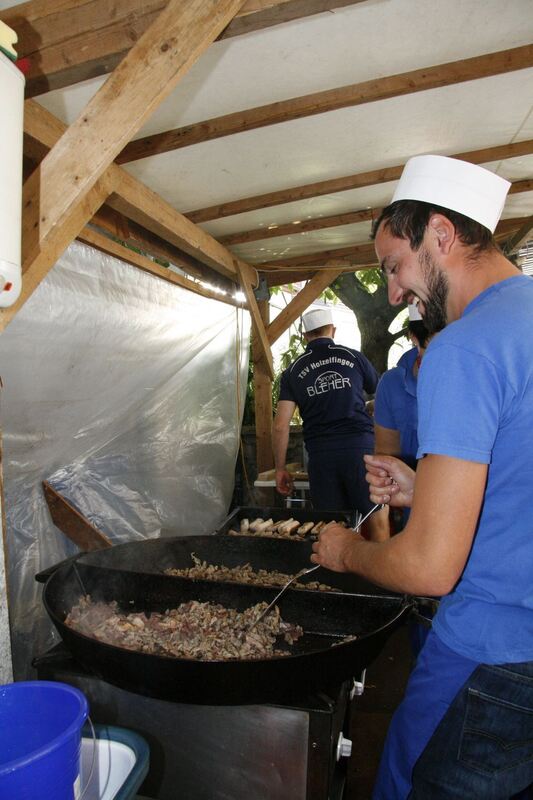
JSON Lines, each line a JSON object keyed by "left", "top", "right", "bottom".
{"left": 42, "top": 559, "right": 412, "bottom": 705}
{"left": 63, "top": 534, "right": 395, "bottom": 596}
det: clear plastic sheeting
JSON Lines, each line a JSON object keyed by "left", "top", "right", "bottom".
{"left": 0, "top": 242, "right": 250, "bottom": 677}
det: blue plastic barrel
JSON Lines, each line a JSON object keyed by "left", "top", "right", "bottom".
{"left": 0, "top": 680, "right": 89, "bottom": 800}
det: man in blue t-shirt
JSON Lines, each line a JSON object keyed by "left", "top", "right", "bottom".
{"left": 272, "top": 306, "right": 389, "bottom": 541}
{"left": 374, "top": 311, "right": 431, "bottom": 470}
{"left": 311, "top": 155, "right": 533, "bottom": 799}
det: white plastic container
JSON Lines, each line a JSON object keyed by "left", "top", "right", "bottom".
{"left": 0, "top": 51, "right": 25, "bottom": 307}
{"left": 80, "top": 738, "right": 137, "bottom": 800}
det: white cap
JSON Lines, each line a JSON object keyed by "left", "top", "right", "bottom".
{"left": 302, "top": 307, "right": 333, "bottom": 332}
{"left": 392, "top": 155, "right": 511, "bottom": 233}
{"left": 408, "top": 303, "right": 422, "bottom": 321}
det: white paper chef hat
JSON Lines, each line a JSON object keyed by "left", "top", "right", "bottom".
{"left": 392, "top": 155, "right": 511, "bottom": 233}
{"left": 408, "top": 303, "right": 422, "bottom": 321}
{"left": 302, "top": 307, "right": 333, "bottom": 332}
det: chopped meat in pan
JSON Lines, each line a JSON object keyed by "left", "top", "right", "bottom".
{"left": 165, "top": 554, "right": 336, "bottom": 592}
{"left": 65, "top": 595, "right": 304, "bottom": 661}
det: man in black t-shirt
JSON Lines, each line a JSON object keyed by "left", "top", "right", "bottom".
{"left": 272, "top": 307, "right": 389, "bottom": 541}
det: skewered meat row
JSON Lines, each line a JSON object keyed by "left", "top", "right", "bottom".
{"left": 229, "top": 517, "right": 347, "bottom": 540}
{"left": 165, "top": 554, "right": 336, "bottom": 592}
{"left": 65, "top": 595, "right": 303, "bottom": 661}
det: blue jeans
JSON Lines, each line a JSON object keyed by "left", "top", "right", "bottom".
{"left": 373, "top": 629, "right": 533, "bottom": 800}
{"left": 410, "top": 660, "right": 533, "bottom": 799}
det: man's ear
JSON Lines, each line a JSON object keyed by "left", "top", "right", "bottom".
{"left": 427, "top": 213, "right": 456, "bottom": 255}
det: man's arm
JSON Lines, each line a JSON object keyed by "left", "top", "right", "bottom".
{"left": 272, "top": 400, "right": 297, "bottom": 496}
{"left": 312, "top": 454, "right": 488, "bottom": 596}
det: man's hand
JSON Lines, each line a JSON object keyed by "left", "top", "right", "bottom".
{"left": 364, "top": 454, "right": 415, "bottom": 508}
{"left": 310, "top": 523, "right": 366, "bottom": 573}
{"left": 275, "top": 468, "right": 294, "bottom": 497}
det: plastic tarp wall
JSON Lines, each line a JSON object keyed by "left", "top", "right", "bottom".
{"left": 0, "top": 242, "right": 250, "bottom": 678}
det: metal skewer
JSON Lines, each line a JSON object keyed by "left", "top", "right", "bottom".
{"left": 245, "top": 564, "right": 321, "bottom": 633}
{"left": 246, "top": 503, "right": 384, "bottom": 633}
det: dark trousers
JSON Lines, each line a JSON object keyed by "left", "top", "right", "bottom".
{"left": 306, "top": 446, "right": 374, "bottom": 513}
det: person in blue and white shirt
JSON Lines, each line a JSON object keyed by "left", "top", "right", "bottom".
{"left": 272, "top": 307, "right": 389, "bottom": 541}
{"left": 312, "top": 155, "right": 533, "bottom": 799}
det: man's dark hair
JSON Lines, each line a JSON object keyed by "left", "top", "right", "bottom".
{"left": 305, "top": 323, "right": 333, "bottom": 338}
{"left": 371, "top": 200, "right": 496, "bottom": 253}
{"left": 407, "top": 320, "right": 431, "bottom": 348}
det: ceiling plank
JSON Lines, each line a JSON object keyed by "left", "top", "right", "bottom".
{"left": 266, "top": 268, "right": 343, "bottom": 345}
{"left": 235, "top": 261, "right": 274, "bottom": 377}
{"left": 220, "top": 208, "right": 377, "bottom": 245}
{"left": 188, "top": 138, "right": 533, "bottom": 223}
{"left": 23, "top": 99, "right": 246, "bottom": 285}
{"left": 118, "top": 45, "right": 533, "bottom": 163}
{"left": 2, "top": 0, "right": 369, "bottom": 97}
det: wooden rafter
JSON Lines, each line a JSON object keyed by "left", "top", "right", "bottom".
{"left": 22, "top": 100, "right": 250, "bottom": 289}
{"left": 219, "top": 208, "right": 378, "bottom": 246}
{"left": 188, "top": 138, "right": 533, "bottom": 223}
{"left": 22, "top": 0, "right": 247, "bottom": 268}
{"left": 78, "top": 227, "right": 242, "bottom": 307}
{"left": 117, "top": 45, "right": 533, "bottom": 164}
{"left": 91, "top": 207, "right": 235, "bottom": 293}
{"left": 265, "top": 267, "right": 359, "bottom": 286}
{"left": 260, "top": 216, "right": 530, "bottom": 286}
{"left": 502, "top": 215, "right": 533, "bottom": 256}
{"left": 266, "top": 268, "right": 343, "bottom": 345}
{"left": 108, "top": 171, "right": 245, "bottom": 282}
{"left": 2, "top": 0, "right": 369, "bottom": 97}
{"left": 218, "top": 176, "right": 533, "bottom": 245}
{"left": 260, "top": 241, "right": 378, "bottom": 269}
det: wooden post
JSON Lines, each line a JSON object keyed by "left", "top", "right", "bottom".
{"left": 254, "top": 300, "right": 274, "bottom": 475}
{"left": 0, "top": 428, "right": 13, "bottom": 682}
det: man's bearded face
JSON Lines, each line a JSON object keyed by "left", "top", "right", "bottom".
{"left": 417, "top": 247, "right": 449, "bottom": 333}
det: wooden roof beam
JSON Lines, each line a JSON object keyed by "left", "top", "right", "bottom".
{"left": 118, "top": 45, "right": 533, "bottom": 164}
{"left": 22, "top": 99, "right": 247, "bottom": 289}
{"left": 261, "top": 216, "right": 530, "bottom": 286}
{"left": 188, "top": 138, "right": 533, "bottom": 223}
{"left": 266, "top": 267, "right": 343, "bottom": 345}
{"left": 502, "top": 215, "right": 533, "bottom": 256}
{"left": 22, "top": 0, "right": 247, "bottom": 265}
{"left": 219, "top": 176, "right": 533, "bottom": 244}
{"left": 2, "top": 0, "right": 369, "bottom": 97}
{"left": 91, "top": 207, "right": 236, "bottom": 293}
{"left": 78, "top": 226, "right": 242, "bottom": 307}
{"left": 220, "top": 208, "right": 378, "bottom": 246}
